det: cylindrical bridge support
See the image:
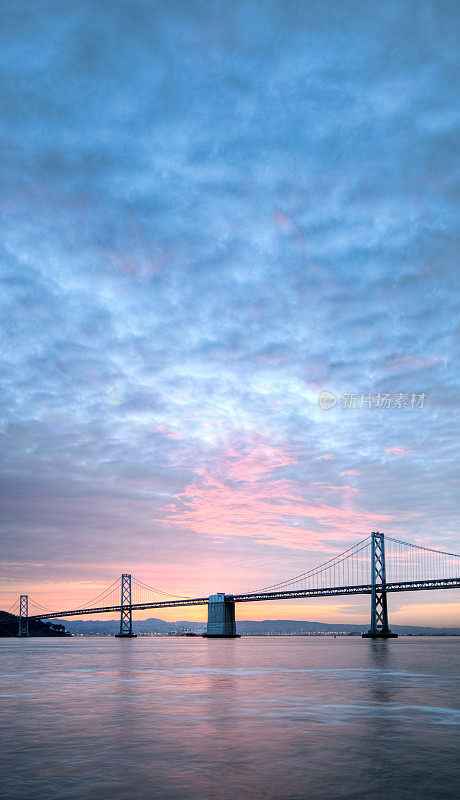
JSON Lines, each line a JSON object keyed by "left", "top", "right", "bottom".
{"left": 115, "top": 574, "right": 137, "bottom": 638}
{"left": 203, "top": 593, "right": 240, "bottom": 638}
{"left": 362, "top": 532, "right": 397, "bottom": 639}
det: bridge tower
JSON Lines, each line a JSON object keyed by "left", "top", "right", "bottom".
{"left": 115, "top": 574, "right": 136, "bottom": 638}
{"left": 203, "top": 593, "right": 240, "bottom": 638}
{"left": 362, "top": 532, "right": 398, "bottom": 639}
{"left": 18, "top": 595, "right": 29, "bottom": 637}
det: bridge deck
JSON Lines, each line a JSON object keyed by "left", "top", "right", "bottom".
{"left": 27, "top": 578, "right": 460, "bottom": 621}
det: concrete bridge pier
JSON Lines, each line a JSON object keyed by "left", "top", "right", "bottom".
{"left": 203, "top": 593, "right": 240, "bottom": 638}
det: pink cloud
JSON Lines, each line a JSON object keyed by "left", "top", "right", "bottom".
{"left": 385, "top": 354, "right": 439, "bottom": 372}
{"left": 312, "top": 482, "right": 361, "bottom": 496}
{"left": 162, "top": 436, "right": 392, "bottom": 551}
{"left": 385, "top": 446, "right": 412, "bottom": 457}
{"left": 315, "top": 454, "right": 334, "bottom": 461}
{"left": 273, "top": 211, "right": 292, "bottom": 230}
{"left": 156, "top": 424, "right": 181, "bottom": 440}
{"left": 340, "top": 469, "right": 361, "bottom": 477}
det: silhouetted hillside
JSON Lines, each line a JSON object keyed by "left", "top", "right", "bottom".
{"left": 0, "top": 611, "right": 71, "bottom": 637}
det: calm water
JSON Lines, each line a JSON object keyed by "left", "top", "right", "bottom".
{"left": 0, "top": 636, "right": 459, "bottom": 800}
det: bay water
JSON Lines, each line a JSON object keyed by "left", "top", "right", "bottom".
{"left": 1, "top": 636, "right": 459, "bottom": 799}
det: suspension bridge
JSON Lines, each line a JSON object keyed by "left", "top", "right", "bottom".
{"left": 8, "top": 532, "right": 460, "bottom": 639}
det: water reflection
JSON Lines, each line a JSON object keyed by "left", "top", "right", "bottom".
{"left": 367, "top": 639, "right": 393, "bottom": 703}
{"left": 0, "top": 637, "right": 458, "bottom": 800}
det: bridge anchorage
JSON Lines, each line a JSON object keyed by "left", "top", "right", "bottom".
{"left": 115, "top": 574, "right": 136, "bottom": 638}
{"left": 362, "top": 532, "right": 397, "bottom": 639}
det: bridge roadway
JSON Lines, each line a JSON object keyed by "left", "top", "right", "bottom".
{"left": 27, "top": 577, "right": 460, "bottom": 621}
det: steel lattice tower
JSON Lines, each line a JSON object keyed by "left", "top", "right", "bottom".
{"left": 362, "top": 532, "right": 397, "bottom": 639}
{"left": 115, "top": 574, "right": 136, "bottom": 637}
{"left": 18, "top": 594, "right": 29, "bottom": 637}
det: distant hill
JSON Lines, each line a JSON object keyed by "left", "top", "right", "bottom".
{"left": 3, "top": 611, "right": 456, "bottom": 638}
{"left": 56, "top": 617, "right": 460, "bottom": 637}
{"left": 0, "top": 610, "right": 71, "bottom": 637}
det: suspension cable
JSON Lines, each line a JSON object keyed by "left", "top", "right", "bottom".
{"left": 78, "top": 578, "right": 121, "bottom": 609}
{"left": 248, "top": 536, "right": 372, "bottom": 593}
{"left": 28, "top": 597, "right": 53, "bottom": 612}
{"left": 385, "top": 536, "right": 460, "bottom": 558}
{"left": 132, "top": 576, "right": 192, "bottom": 599}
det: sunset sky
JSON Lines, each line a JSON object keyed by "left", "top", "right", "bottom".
{"left": 0, "top": 1, "right": 459, "bottom": 626}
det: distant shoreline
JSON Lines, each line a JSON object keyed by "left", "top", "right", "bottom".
{"left": 3, "top": 610, "right": 459, "bottom": 638}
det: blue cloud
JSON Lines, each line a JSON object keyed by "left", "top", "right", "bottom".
{"left": 0, "top": 1, "right": 458, "bottom": 613}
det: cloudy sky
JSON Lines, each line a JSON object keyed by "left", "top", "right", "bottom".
{"left": 0, "top": 0, "right": 459, "bottom": 625}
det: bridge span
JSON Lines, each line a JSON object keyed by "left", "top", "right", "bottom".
{"left": 11, "top": 533, "right": 460, "bottom": 640}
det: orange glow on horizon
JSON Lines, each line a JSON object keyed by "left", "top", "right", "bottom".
{"left": 1, "top": 438, "right": 457, "bottom": 629}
